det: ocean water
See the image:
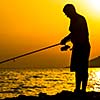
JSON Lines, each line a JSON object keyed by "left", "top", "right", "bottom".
{"left": 0, "top": 68, "right": 100, "bottom": 99}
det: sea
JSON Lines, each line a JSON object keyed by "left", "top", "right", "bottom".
{"left": 0, "top": 67, "right": 100, "bottom": 99}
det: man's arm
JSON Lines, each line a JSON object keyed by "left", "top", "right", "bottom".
{"left": 60, "top": 33, "right": 71, "bottom": 45}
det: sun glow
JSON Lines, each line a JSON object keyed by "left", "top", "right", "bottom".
{"left": 88, "top": 0, "right": 100, "bottom": 13}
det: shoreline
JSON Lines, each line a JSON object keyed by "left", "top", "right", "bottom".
{"left": 2, "top": 90, "right": 100, "bottom": 100}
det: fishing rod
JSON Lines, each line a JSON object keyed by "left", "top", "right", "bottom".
{"left": 0, "top": 43, "right": 60, "bottom": 64}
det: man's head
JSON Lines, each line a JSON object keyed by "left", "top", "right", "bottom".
{"left": 63, "top": 4, "right": 76, "bottom": 18}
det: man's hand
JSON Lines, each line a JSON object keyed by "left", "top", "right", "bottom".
{"left": 60, "top": 45, "right": 70, "bottom": 51}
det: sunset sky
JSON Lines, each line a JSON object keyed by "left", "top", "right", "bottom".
{"left": 0, "top": 0, "right": 100, "bottom": 68}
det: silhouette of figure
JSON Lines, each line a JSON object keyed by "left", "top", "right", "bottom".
{"left": 60, "top": 4, "right": 90, "bottom": 93}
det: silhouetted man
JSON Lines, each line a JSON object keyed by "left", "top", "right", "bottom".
{"left": 60, "top": 4, "right": 90, "bottom": 93}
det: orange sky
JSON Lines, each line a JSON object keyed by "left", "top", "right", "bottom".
{"left": 0, "top": 0, "right": 100, "bottom": 68}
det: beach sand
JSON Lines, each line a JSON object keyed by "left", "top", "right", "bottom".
{"left": 2, "top": 91, "right": 100, "bottom": 100}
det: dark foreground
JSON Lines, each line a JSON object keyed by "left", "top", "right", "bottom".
{"left": 2, "top": 91, "right": 100, "bottom": 100}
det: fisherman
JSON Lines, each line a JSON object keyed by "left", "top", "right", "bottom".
{"left": 60, "top": 4, "right": 90, "bottom": 93}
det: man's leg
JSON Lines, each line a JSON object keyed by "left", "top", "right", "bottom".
{"left": 81, "top": 45, "right": 90, "bottom": 92}
{"left": 82, "top": 70, "right": 88, "bottom": 92}
{"left": 75, "top": 71, "right": 81, "bottom": 92}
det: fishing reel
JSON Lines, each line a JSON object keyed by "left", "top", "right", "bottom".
{"left": 60, "top": 45, "right": 70, "bottom": 51}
